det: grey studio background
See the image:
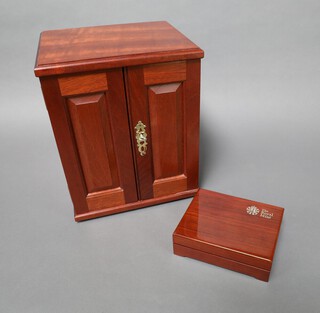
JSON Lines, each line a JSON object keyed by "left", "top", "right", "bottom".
{"left": 1, "top": 0, "right": 319, "bottom": 312}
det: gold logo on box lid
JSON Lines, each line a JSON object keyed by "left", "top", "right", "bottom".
{"left": 246, "top": 205, "right": 273, "bottom": 219}
{"left": 246, "top": 206, "right": 259, "bottom": 215}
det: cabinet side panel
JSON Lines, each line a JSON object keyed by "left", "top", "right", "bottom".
{"left": 185, "top": 59, "right": 201, "bottom": 189}
{"left": 67, "top": 93, "right": 114, "bottom": 193}
{"left": 40, "top": 77, "right": 89, "bottom": 215}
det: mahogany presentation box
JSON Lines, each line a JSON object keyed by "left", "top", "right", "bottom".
{"left": 34, "top": 21, "right": 204, "bottom": 221}
{"left": 173, "top": 189, "right": 284, "bottom": 281}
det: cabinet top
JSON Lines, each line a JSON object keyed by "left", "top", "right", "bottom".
{"left": 34, "top": 21, "right": 204, "bottom": 77}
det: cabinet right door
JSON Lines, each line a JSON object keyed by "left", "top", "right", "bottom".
{"left": 126, "top": 60, "right": 201, "bottom": 200}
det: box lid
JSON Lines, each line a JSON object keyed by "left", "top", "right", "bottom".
{"left": 34, "top": 21, "right": 204, "bottom": 77}
{"left": 173, "top": 189, "right": 284, "bottom": 271}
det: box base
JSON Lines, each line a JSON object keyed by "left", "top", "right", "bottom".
{"left": 173, "top": 243, "right": 270, "bottom": 282}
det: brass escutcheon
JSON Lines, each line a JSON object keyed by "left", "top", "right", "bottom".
{"left": 135, "top": 121, "right": 147, "bottom": 156}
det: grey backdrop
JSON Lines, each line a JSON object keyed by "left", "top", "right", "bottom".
{"left": 1, "top": 1, "right": 319, "bottom": 312}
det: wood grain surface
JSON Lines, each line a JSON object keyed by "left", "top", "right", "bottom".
{"left": 34, "top": 21, "right": 204, "bottom": 76}
{"left": 173, "top": 189, "right": 284, "bottom": 281}
{"left": 126, "top": 59, "right": 200, "bottom": 200}
{"left": 35, "top": 22, "right": 203, "bottom": 220}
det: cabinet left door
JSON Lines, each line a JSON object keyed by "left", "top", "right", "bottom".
{"left": 40, "top": 69, "right": 138, "bottom": 220}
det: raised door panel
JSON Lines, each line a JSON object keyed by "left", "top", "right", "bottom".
{"left": 148, "top": 83, "right": 186, "bottom": 197}
{"left": 42, "top": 69, "right": 138, "bottom": 216}
{"left": 67, "top": 92, "right": 127, "bottom": 211}
{"left": 126, "top": 60, "right": 200, "bottom": 199}
{"left": 68, "top": 93, "right": 115, "bottom": 193}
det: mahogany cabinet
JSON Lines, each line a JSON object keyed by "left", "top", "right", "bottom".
{"left": 34, "top": 21, "right": 204, "bottom": 221}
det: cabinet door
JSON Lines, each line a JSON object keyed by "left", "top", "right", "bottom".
{"left": 41, "top": 69, "right": 138, "bottom": 217}
{"left": 126, "top": 60, "right": 200, "bottom": 200}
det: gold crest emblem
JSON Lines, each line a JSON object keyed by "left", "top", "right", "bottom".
{"left": 246, "top": 205, "right": 260, "bottom": 215}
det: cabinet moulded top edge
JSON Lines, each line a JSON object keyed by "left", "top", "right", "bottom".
{"left": 34, "top": 50, "right": 204, "bottom": 77}
{"left": 34, "top": 21, "right": 204, "bottom": 78}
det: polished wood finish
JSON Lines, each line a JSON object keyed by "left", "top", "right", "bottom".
{"left": 174, "top": 244, "right": 270, "bottom": 282}
{"left": 40, "top": 77, "right": 88, "bottom": 214}
{"left": 86, "top": 188, "right": 125, "bottom": 211}
{"left": 173, "top": 189, "right": 284, "bottom": 281}
{"left": 76, "top": 188, "right": 198, "bottom": 222}
{"left": 126, "top": 59, "right": 200, "bottom": 200}
{"left": 124, "top": 65, "right": 154, "bottom": 200}
{"left": 149, "top": 83, "right": 184, "bottom": 180}
{"left": 59, "top": 73, "right": 108, "bottom": 96}
{"left": 67, "top": 93, "right": 115, "bottom": 193}
{"left": 153, "top": 175, "right": 187, "bottom": 198}
{"left": 143, "top": 61, "right": 186, "bottom": 85}
{"left": 35, "top": 22, "right": 203, "bottom": 221}
{"left": 185, "top": 59, "right": 201, "bottom": 190}
{"left": 39, "top": 68, "right": 138, "bottom": 216}
{"left": 34, "top": 21, "right": 203, "bottom": 77}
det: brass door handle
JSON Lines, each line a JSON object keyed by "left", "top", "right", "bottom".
{"left": 135, "top": 121, "right": 147, "bottom": 156}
